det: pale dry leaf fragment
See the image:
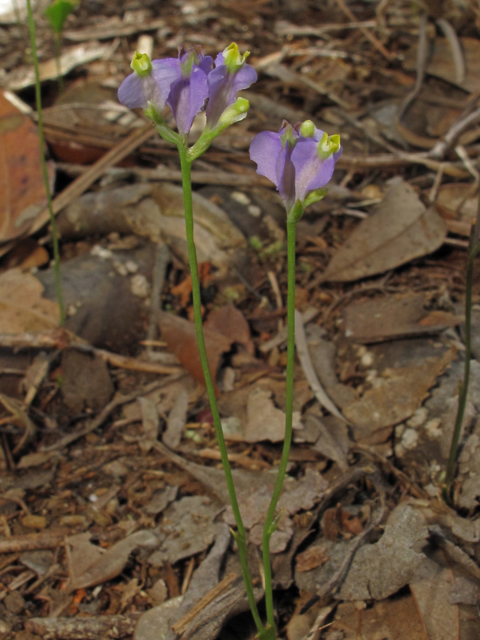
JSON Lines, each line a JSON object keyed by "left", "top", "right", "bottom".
{"left": 0, "top": 269, "right": 60, "bottom": 333}
{"left": 322, "top": 182, "right": 447, "bottom": 282}
{"left": 338, "top": 503, "right": 429, "bottom": 601}
{"left": 295, "top": 310, "right": 348, "bottom": 422}
{"left": 138, "top": 396, "right": 160, "bottom": 453}
{"left": 343, "top": 347, "right": 456, "bottom": 439}
{"left": 327, "top": 596, "right": 428, "bottom": 640}
{"left": 148, "top": 496, "right": 218, "bottom": 566}
{"left": 244, "top": 386, "right": 301, "bottom": 443}
{"left": 410, "top": 557, "right": 458, "bottom": 640}
{"left": 5, "top": 43, "right": 111, "bottom": 91}
{"left": 163, "top": 387, "right": 188, "bottom": 449}
{"left": 69, "top": 530, "right": 159, "bottom": 590}
{"left": 404, "top": 36, "right": 480, "bottom": 93}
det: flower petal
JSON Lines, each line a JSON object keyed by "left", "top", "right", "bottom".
{"left": 198, "top": 55, "right": 213, "bottom": 75}
{"left": 167, "top": 66, "right": 209, "bottom": 135}
{"left": 118, "top": 72, "right": 147, "bottom": 109}
{"left": 206, "top": 63, "right": 257, "bottom": 128}
{"left": 249, "top": 131, "right": 283, "bottom": 186}
{"left": 292, "top": 138, "right": 341, "bottom": 201}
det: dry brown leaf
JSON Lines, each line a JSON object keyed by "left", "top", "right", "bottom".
{"left": 68, "top": 530, "right": 159, "bottom": 590}
{"left": 343, "top": 347, "right": 456, "bottom": 440}
{"left": 158, "top": 311, "right": 232, "bottom": 390}
{"left": 296, "top": 545, "right": 330, "bottom": 572}
{"left": 0, "top": 92, "right": 53, "bottom": 243}
{"left": 0, "top": 268, "right": 59, "bottom": 333}
{"left": 404, "top": 36, "right": 480, "bottom": 93}
{"left": 205, "top": 303, "right": 254, "bottom": 355}
{"left": 410, "top": 558, "right": 459, "bottom": 640}
{"left": 322, "top": 182, "right": 447, "bottom": 282}
{"left": 343, "top": 293, "right": 462, "bottom": 343}
{"left": 329, "top": 596, "right": 428, "bottom": 640}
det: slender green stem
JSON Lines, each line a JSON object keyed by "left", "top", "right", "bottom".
{"left": 54, "top": 32, "right": 64, "bottom": 94}
{"left": 262, "top": 216, "right": 297, "bottom": 634}
{"left": 177, "top": 143, "right": 265, "bottom": 636}
{"left": 443, "top": 207, "right": 480, "bottom": 501}
{"left": 26, "top": 0, "right": 65, "bottom": 326}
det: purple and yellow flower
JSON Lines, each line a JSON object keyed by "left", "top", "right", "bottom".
{"left": 249, "top": 120, "right": 342, "bottom": 212}
{"left": 205, "top": 43, "right": 257, "bottom": 130}
{"left": 118, "top": 43, "right": 255, "bottom": 140}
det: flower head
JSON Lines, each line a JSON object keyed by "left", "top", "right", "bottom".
{"left": 118, "top": 43, "right": 256, "bottom": 142}
{"left": 249, "top": 120, "right": 342, "bottom": 212}
{"left": 117, "top": 52, "right": 179, "bottom": 114}
{"left": 205, "top": 43, "right": 257, "bottom": 130}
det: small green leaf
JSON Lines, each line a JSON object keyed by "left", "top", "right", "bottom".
{"left": 44, "top": 0, "right": 79, "bottom": 34}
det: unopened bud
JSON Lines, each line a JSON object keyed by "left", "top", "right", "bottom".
{"left": 130, "top": 52, "right": 152, "bottom": 78}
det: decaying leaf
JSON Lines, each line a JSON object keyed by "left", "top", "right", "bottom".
{"left": 337, "top": 503, "right": 429, "bottom": 601}
{"left": 163, "top": 387, "right": 189, "bottom": 450}
{"left": 205, "top": 303, "right": 254, "bottom": 355}
{"left": 404, "top": 36, "right": 480, "bottom": 93}
{"left": 343, "top": 347, "right": 456, "bottom": 440}
{"left": 68, "top": 530, "right": 159, "bottom": 590}
{"left": 0, "top": 268, "right": 60, "bottom": 333}
{"left": 0, "top": 92, "right": 55, "bottom": 244}
{"left": 343, "top": 293, "right": 463, "bottom": 343}
{"left": 327, "top": 596, "right": 428, "bottom": 640}
{"left": 148, "top": 496, "right": 218, "bottom": 566}
{"left": 4, "top": 43, "right": 111, "bottom": 91}
{"left": 158, "top": 311, "right": 232, "bottom": 390}
{"left": 410, "top": 557, "right": 458, "bottom": 640}
{"left": 322, "top": 182, "right": 447, "bottom": 282}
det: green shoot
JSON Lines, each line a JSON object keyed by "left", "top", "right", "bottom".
{"left": 43, "top": 0, "right": 79, "bottom": 93}
{"left": 26, "top": 0, "right": 65, "bottom": 325}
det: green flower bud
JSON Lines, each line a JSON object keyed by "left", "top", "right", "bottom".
{"left": 223, "top": 43, "right": 250, "bottom": 73}
{"left": 217, "top": 97, "right": 249, "bottom": 127}
{"left": 130, "top": 52, "right": 152, "bottom": 78}
{"left": 300, "top": 120, "right": 315, "bottom": 138}
{"left": 317, "top": 132, "right": 341, "bottom": 159}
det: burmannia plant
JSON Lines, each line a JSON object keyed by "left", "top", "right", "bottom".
{"left": 118, "top": 43, "right": 341, "bottom": 640}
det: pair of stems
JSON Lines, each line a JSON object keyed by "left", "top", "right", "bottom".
{"left": 177, "top": 142, "right": 297, "bottom": 639}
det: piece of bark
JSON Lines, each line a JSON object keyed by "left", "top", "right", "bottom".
{"left": 0, "top": 531, "right": 68, "bottom": 554}
{"left": 25, "top": 614, "right": 141, "bottom": 639}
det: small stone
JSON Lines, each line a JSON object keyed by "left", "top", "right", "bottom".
{"left": 401, "top": 428, "right": 418, "bottom": 450}
{"left": 148, "top": 579, "right": 168, "bottom": 605}
{"left": 231, "top": 191, "right": 250, "bottom": 205}
{"left": 22, "top": 515, "right": 47, "bottom": 529}
{"left": 130, "top": 274, "right": 150, "bottom": 297}
{"left": 360, "top": 352, "right": 374, "bottom": 368}
{"left": 425, "top": 418, "right": 442, "bottom": 439}
{"left": 248, "top": 204, "right": 261, "bottom": 217}
{"left": 395, "top": 423, "right": 405, "bottom": 437}
{"left": 4, "top": 590, "right": 24, "bottom": 614}
{"left": 406, "top": 407, "right": 428, "bottom": 429}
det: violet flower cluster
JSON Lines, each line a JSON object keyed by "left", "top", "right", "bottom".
{"left": 250, "top": 120, "right": 342, "bottom": 216}
{"left": 118, "top": 43, "right": 257, "bottom": 140}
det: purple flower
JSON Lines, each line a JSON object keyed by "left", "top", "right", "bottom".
{"left": 166, "top": 47, "right": 213, "bottom": 136}
{"left": 118, "top": 47, "right": 213, "bottom": 136}
{"left": 205, "top": 43, "right": 257, "bottom": 129}
{"left": 249, "top": 120, "right": 342, "bottom": 211}
{"left": 117, "top": 52, "right": 179, "bottom": 114}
